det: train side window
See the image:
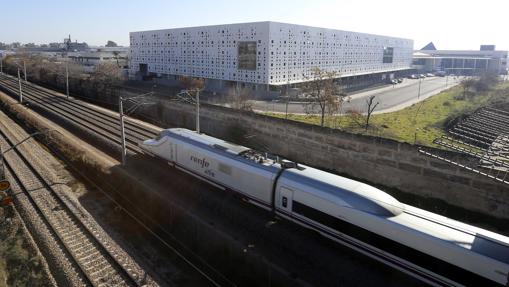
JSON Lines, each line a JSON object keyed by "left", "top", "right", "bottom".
{"left": 282, "top": 196, "right": 288, "bottom": 208}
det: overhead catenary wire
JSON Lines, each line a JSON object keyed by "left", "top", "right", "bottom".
{"left": 0, "top": 74, "right": 237, "bottom": 287}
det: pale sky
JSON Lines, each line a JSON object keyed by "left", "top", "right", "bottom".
{"left": 1, "top": 0, "right": 508, "bottom": 50}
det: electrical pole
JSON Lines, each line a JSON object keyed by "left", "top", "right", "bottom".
{"left": 0, "top": 57, "right": 3, "bottom": 74}
{"left": 196, "top": 89, "right": 200, "bottom": 133}
{"left": 65, "top": 61, "right": 69, "bottom": 99}
{"left": 23, "top": 60, "right": 27, "bottom": 82}
{"left": 119, "top": 97, "right": 127, "bottom": 166}
{"left": 17, "top": 68, "right": 23, "bottom": 103}
{"left": 285, "top": 83, "right": 289, "bottom": 119}
{"left": 117, "top": 92, "right": 154, "bottom": 166}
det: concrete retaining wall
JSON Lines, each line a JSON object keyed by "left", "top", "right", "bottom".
{"left": 135, "top": 100, "right": 509, "bottom": 219}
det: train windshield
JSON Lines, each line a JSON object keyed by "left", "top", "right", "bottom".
{"left": 155, "top": 130, "right": 173, "bottom": 141}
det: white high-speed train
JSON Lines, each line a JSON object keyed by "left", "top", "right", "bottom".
{"left": 140, "top": 128, "right": 509, "bottom": 286}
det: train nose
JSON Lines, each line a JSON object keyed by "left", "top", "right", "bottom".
{"left": 139, "top": 139, "right": 156, "bottom": 147}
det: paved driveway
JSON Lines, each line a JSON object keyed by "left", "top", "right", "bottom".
{"left": 251, "top": 76, "right": 462, "bottom": 115}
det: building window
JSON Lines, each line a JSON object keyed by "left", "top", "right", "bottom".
{"left": 383, "top": 47, "right": 394, "bottom": 63}
{"left": 237, "top": 41, "right": 257, "bottom": 71}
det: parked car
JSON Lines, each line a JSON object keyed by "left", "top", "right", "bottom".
{"left": 426, "top": 73, "right": 434, "bottom": 77}
{"left": 419, "top": 74, "right": 426, "bottom": 78}
{"left": 435, "top": 71, "right": 446, "bottom": 77}
{"left": 397, "top": 78, "right": 404, "bottom": 83}
{"left": 408, "top": 74, "right": 418, "bottom": 79}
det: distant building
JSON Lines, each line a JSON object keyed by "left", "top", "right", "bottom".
{"left": 67, "top": 46, "right": 128, "bottom": 72}
{"left": 64, "top": 35, "right": 89, "bottom": 52}
{"left": 129, "top": 21, "right": 413, "bottom": 96}
{"left": 413, "top": 43, "right": 508, "bottom": 75}
{"left": 0, "top": 50, "right": 15, "bottom": 59}
{"left": 7, "top": 35, "right": 126, "bottom": 73}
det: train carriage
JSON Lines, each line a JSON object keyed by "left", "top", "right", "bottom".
{"left": 140, "top": 128, "right": 509, "bottom": 286}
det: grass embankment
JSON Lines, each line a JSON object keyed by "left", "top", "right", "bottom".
{"left": 266, "top": 81, "right": 509, "bottom": 147}
{"left": 0, "top": 195, "right": 51, "bottom": 286}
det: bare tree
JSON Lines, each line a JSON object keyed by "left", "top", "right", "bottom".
{"left": 112, "top": 51, "right": 121, "bottom": 67}
{"left": 364, "top": 95, "right": 379, "bottom": 131}
{"left": 460, "top": 78, "right": 476, "bottom": 98}
{"left": 301, "top": 67, "right": 342, "bottom": 127}
{"left": 178, "top": 76, "right": 205, "bottom": 94}
{"left": 227, "top": 83, "right": 253, "bottom": 111}
{"left": 89, "top": 62, "right": 124, "bottom": 99}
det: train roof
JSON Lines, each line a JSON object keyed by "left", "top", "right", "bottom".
{"left": 393, "top": 206, "right": 509, "bottom": 265}
{"left": 281, "top": 166, "right": 404, "bottom": 217}
{"left": 161, "top": 128, "right": 251, "bottom": 155}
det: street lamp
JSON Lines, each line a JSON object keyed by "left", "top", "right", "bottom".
{"left": 417, "top": 77, "right": 422, "bottom": 99}
{"left": 1, "top": 131, "right": 49, "bottom": 155}
{"left": 0, "top": 129, "right": 55, "bottom": 185}
{"left": 414, "top": 128, "right": 420, "bottom": 145}
{"left": 118, "top": 92, "right": 155, "bottom": 166}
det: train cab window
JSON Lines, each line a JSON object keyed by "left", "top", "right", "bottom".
{"left": 282, "top": 197, "right": 288, "bottom": 208}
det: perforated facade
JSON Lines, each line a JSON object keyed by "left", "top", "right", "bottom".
{"left": 129, "top": 22, "right": 413, "bottom": 86}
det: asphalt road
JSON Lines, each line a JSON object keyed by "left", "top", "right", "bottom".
{"left": 252, "top": 76, "right": 462, "bottom": 115}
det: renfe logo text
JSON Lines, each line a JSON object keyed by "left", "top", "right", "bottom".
{"left": 190, "top": 155, "right": 210, "bottom": 168}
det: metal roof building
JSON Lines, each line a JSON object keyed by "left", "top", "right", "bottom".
{"left": 413, "top": 43, "right": 508, "bottom": 75}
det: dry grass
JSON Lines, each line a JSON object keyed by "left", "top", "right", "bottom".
{"left": 0, "top": 204, "right": 50, "bottom": 286}
{"left": 265, "top": 81, "right": 509, "bottom": 147}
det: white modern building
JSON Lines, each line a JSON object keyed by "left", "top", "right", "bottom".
{"left": 129, "top": 21, "right": 413, "bottom": 96}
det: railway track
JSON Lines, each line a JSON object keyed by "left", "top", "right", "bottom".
{"left": 0, "top": 74, "right": 160, "bottom": 155}
{"left": 0, "top": 74, "right": 236, "bottom": 287}
{"left": 0, "top": 73, "right": 438, "bottom": 286}
{"left": 0, "top": 126, "right": 141, "bottom": 287}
